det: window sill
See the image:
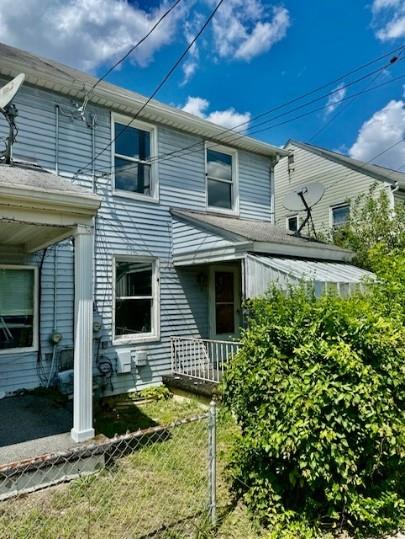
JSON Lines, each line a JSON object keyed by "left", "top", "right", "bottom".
{"left": 113, "top": 189, "right": 160, "bottom": 204}
{"left": 206, "top": 206, "right": 239, "bottom": 217}
{"left": 113, "top": 334, "right": 160, "bottom": 346}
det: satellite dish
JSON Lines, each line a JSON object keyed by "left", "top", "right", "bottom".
{"left": 0, "top": 73, "right": 25, "bottom": 110}
{"left": 283, "top": 182, "right": 325, "bottom": 212}
{"left": 0, "top": 74, "right": 25, "bottom": 164}
{"left": 283, "top": 182, "right": 325, "bottom": 239}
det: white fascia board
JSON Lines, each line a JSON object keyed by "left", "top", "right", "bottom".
{"left": 252, "top": 241, "right": 354, "bottom": 262}
{"left": 0, "top": 184, "right": 101, "bottom": 216}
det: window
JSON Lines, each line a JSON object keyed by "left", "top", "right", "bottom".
{"left": 113, "top": 115, "right": 157, "bottom": 200}
{"left": 214, "top": 271, "right": 235, "bottom": 334}
{"left": 0, "top": 266, "right": 37, "bottom": 352}
{"left": 331, "top": 204, "right": 350, "bottom": 228}
{"left": 206, "top": 146, "right": 237, "bottom": 212}
{"left": 286, "top": 215, "right": 299, "bottom": 233}
{"left": 114, "top": 258, "right": 159, "bottom": 342}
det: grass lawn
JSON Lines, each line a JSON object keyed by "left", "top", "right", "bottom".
{"left": 0, "top": 393, "right": 261, "bottom": 539}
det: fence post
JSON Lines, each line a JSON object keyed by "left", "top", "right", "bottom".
{"left": 208, "top": 399, "right": 217, "bottom": 527}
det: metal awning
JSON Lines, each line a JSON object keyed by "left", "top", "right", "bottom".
{"left": 245, "top": 254, "right": 374, "bottom": 298}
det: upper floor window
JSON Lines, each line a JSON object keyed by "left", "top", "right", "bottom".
{"left": 331, "top": 203, "right": 350, "bottom": 228}
{"left": 0, "top": 266, "right": 37, "bottom": 353}
{"left": 206, "top": 146, "right": 238, "bottom": 212}
{"left": 113, "top": 114, "right": 158, "bottom": 200}
{"left": 113, "top": 257, "right": 159, "bottom": 343}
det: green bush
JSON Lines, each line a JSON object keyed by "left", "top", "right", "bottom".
{"left": 223, "top": 284, "right": 405, "bottom": 537}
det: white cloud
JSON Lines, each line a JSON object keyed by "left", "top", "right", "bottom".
{"left": 182, "top": 96, "right": 251, "bottom": 131}
{"left": 349, "top": 99, "right": 405, "bottom": 169}
{"left": 209, "top": 0, "right": 290, "bottom": 61}
{"left": 325, "top": 83, "right": 347, "bottom": 116}
{"left": 371, "top": 0, "right": 405, "bottom": 41}
{"left": 0, "top": 0, "right": 184, "bottom": 71}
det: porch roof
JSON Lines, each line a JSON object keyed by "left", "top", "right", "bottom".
{"left": 0, "top": 163, "right": 100, "bottom": 252}
{"left": 171, "top": 209, "right": 352, "bottom": 265}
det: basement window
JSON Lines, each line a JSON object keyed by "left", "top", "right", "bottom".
{"left": 0, "top": 266, "right": 37, "bottom": 353}
{"left": 113, "top": 114, "right": 158, "bottom": 201}
{"left": 113, "top": 257, "right": 159, "bottom": 343}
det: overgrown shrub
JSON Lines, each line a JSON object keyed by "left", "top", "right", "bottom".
{"left": 223, "top": 284, "right": 405, "bottom": 537}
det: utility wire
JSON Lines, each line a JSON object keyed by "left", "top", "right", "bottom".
{"left": 75, "top": 0, "right": 225, "bottom": 179}
{"left": 308, "top": 47, "right": 404, "bottom": 143}
{"left": 91, "top": 53, "right": 405, "bottom": 177}
{"left": 93, "top": 68, "right": 405, "bottom": 178}
{"left": 80, "top": 0, "right": 183, "bottom": 113}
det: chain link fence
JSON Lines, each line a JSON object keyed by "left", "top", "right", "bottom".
{"left": 0, "top": 404, "right": 219, "bottom": 539}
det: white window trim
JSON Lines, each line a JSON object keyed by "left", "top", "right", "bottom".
{"left": 0, "top": 265, "right": 38, "bottom": 355}
{"left": 111, "top": 112, "right": 159, "bottom": 203}
{"left": 205, "top": 142, "right": 239, "bottom": 216}
{"left": 286, "top": 214, "right": 300, "bottom": 232}
{"left": 330, "top": 203, "right": 350, "bottom": 228}
{"left": 112, "top": 255, "right": 160, "bottom": 345}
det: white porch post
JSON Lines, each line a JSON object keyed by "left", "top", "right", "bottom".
{"left": 71, "top": 225, "right": 95, "bottom": 442}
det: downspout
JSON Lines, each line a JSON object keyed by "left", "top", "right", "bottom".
{"left": 270, "top": 155, "right": 281, "bottom": 224}
{"left": 55, "top": 105, "right": 60, "bottom": 176}
{"left": 387, "top": 180, "right": 399, "bottom": 211}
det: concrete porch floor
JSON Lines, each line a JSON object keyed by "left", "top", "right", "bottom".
{"left": 0, "top": 393, "right": 77, "bottom": 465}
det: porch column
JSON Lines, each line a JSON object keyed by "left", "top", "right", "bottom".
{"left": 71, "top": 225, "right": 95, "bottom": 442}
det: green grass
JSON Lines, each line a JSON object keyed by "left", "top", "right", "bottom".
{"left": 0, "top": 395, "right": 260, "bottom": 539}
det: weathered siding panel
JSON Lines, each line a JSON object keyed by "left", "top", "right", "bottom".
{"left": 274, "top": 143, "right": 384, "bottom": 234}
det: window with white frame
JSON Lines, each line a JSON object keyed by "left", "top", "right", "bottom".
{"left": 206, "top": 147, "right": 237, "bottom": 211}
{"left": 331, "top": 203, "right": 350, "bottom": 228}
{"left": 0, "top": 266, "right": 37, "bottom": 352}
{"left": 113, "top": 115, "right": 157, "bottom": 199}
{"left": 114, "top": 258, "right": 159, "bottom": 342}
{"left": 286, "top": 214, "right": 299, "bottom": 233}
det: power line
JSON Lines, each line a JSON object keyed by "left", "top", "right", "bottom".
{"left": 80, "top": 0, "right": 183, "bottom": 113}
{"left": 308, "top": 48, "right": 404, "bottom": 143}
{"left": 75, "top": 0, "right": 225, "bottom": 179}
{"left": 91, "top": 51, "right": 405, "bottom": 177}
{"left": 93, "top": 68, "right": 405, "bottom": 178}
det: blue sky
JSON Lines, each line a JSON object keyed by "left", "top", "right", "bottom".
{"left": 0, "top": 0, "right": 404, "bottom": 168}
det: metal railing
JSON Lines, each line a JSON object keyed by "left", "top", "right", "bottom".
{"left": 171, "top": 336, "right": 241, "bottom": 383}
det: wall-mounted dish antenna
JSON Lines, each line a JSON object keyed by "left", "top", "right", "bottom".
{"left": 0, "top": 73, "right": 25, "bottom": 164}
{"left": 283, "top": 182, "right": 325, "bottom": 238}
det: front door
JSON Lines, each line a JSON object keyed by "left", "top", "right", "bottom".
{"left": 209, "top": 265, "right": 241, "bottom": 339}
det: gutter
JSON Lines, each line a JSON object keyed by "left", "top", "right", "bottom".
{"left": 0, "top": 60, "right": 287, "bottom": 159}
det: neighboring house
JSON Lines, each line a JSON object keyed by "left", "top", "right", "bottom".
{"left": 0, "top": 43, "right": 372, "bottom": 443}
{"left": 275, "top": 140, "right": 405, "bottom": 234}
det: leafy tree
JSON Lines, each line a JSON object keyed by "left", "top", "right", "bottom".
{"left": 223, "top": 286, "right": 405, "bottom": 537}
{"left": 332, "top": 185, "right": 405, "bottom": 271}
{"left": 223, "top": 188, "right": 405, "bottom": 536}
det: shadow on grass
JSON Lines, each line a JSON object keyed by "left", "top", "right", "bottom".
{"left": 94, "top": 397, "right": 159, "bottom": 438}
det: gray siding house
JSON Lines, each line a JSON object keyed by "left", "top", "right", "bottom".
{"left": 0, "top": 43, "right": 371, "bottom": 443}
{"left": 275, "top": 140, "right": 405, "bottom": 234}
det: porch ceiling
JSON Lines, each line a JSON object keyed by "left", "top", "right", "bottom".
{"left": 0, "top": 163, "right": 100, "bottom": 251}
{"left": 0, "top": 219, "right": 73, "bottom": 252}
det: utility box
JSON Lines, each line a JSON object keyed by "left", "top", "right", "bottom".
{"left": 116, "top": 349, "right": 132, "bottom": 374}
{"left": 133, "top": 350, "right": 148, "bottom": 367}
